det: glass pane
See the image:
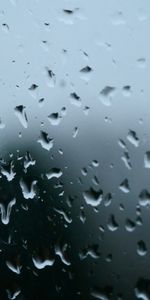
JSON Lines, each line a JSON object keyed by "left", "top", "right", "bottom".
{"left": 0, "top": 0, "right": 149, "bottom": 299}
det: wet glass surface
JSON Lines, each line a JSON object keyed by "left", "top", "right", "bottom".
{"left": 0, "top": 0, "right": 150, "bottom": 299}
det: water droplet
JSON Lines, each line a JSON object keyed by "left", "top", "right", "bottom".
{"left": 48, "top": 113, "right": 62, "bottom": 126}
{"left": 80, "top": 66, "right": 92, "bottom": 73}
{"left": 121, "top": 152, "right": 132, "bottom": 169}
{"left": 139, "top": 189, "right": 150, "bottom": 206}
{"left": 90, "top": 286, "right": 113, "bottom": 300}
{"left": 29, "top": 84, "right": 38, "bottom": 91}
{"left": 81, "top": 167, "right": 88, "bottom": 176}
{"left": 137, "top": 58, "right": 146, "bottom": 68}
{"left": 0, "top": 198, "right": 16, "bottom": 225}
{"left": 61, "top": 106, "right": 67, "bottom": 116}
{"left": 83, "top": 106, "right": 90, "bottom": 115}
{"left": 1, "top": 161, "right": 16, "bottom": 181}
{"left": 99, "top": 86, "right": 116, "bottom": 106}
{"left": 38, "top": 131, "right": 54, "bottom": 151}
{"left": 24, "top": 151, "right": 36, "bottom": 170}
{"left": 38, "top": 98, "right": 45, "bottom": 107}
{"left": 44, "top": 22, "right": 50, "bottom": 31}
{"left": 55, "top": 242, "right": 71, "bottom": 266}
{"left": 105, "top": 253, "right": 112, "bottom": 263}
{"left": 119, "top": 178, "right": 130, "bottom": 193}
{"left": 92, "top": 160, "right": 99, "bottom": 167}
{"left": 54, "top": 207, "right": 72, "bottom": 224}
{"left": 104, "top": 193, "right": 112, "bottom": 207}
{"left": 0, "top": 118, "right": 5, "bottom": 129}
{"left": 127, "top": 130, "right": 139, "bottom": 147}
{"left": 118, "top": 139, "right": 126, "bottom": 149}
{"left": 32, "top": 255, "right": 55, "bottom": 269}
{"left": 46, "top": 168, "right": 62, "bottom": 180}
{"left": 70, "top": 92, "right": 81, "bottom": 107}
{"left": 2, "top": 23, "right": 9, "bottom": 33}
{"left": 136, "top": 216, "right": 143, "bottom": 226}
{"left": 6, "top": 259, "right": 22, "bottom": 274}
{"left": 6, "top": 288, "right": 21, "bottom": 300}
{"left": 137, "top": 240, "right": 147, "bottom": 256}
{"left": 79, "top": 207, "right": 86, "bottom": 223}
{"left": 107, "top": 214, "right": 118, "bottom": 231}
{"left": 41, "top": 40, "right": 50, "bottom": 52}
{"left": 122, "top": 85, "right": 132, "bottom": 97}
{"left": 135, "top": 278, "right": 150, "bottom": 300}
{"left": 125, "top": 218, "right": 135, "bottom": 232}
{"left": 79, "top": 244, "right": 100, "bottom": 260}
{"left": 28, "top": 84, "right": 38, "bottom": 99}
{"left": 111, "top": 11, "right": 125, "bottom": 25}
{"left": 63, "top": 9, "right": 74, "bottom": 14}
{"left": 14, "top": 105, "right": 28, "bottom": 128}
{"left": 144, "top": 152, "right": 150, "bottom": 168}
{"left": 83, "top": 188, "right": 103, "bottom": 207}
{"left": 46, "top": 68, "right": 56, "bottom": 87}
{"left": 72, "top": 126, "right": 78, "bottom": 138}
{"left": 20, "top": 178, "right": 37, "bottom": 199}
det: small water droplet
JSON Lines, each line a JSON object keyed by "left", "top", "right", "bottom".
{"left": 2, "top": 23, "right": 9, "bottom": 33}
{"left": 0, "top": 198, "right": 16, "bottom": 225}
{"left": 137, "top": 240, "right": 147, "bottom": 256}
{"left": 20, "top": 178, "right": 37, "bottom": 199}
{"left": 104, "top": 193, "right": 112, "bottom": 207}
{"left": 46, "top": 168, "right": 62, "bottom": 180}
{"left": 54, "top": 207, "right": 72, "bottom": 224}
{"left": 29, "top": 84, "right": 38, "bottom": 91}
{"left": 55, "top": 242, "right": 71, "bottom": 266}
{"left": 80, "top": 66, "right": 92, "bottom": 73}
{"left": 107, "top": 214, "right": 118, "bottom": 231}
{"left": 127, "top": 130, "right": 139, "bottom": 147}
{"left": 32, "top": 255, "right": 55, "bottom": 269}
{"left": 83, "top": 188, "right": 103, "bottom": 207}
{"left": 121, "top": 152, "right": 132, "bottom": 169}
{"left": 48, "top": 112, "right": 62, "bottom": 126}
{"left": 125, "top": 218, "right": 135, "bottom": 232}
{"left": 79, "top": 244, "right": 100, "bottom": 260}
{"left": 139, "top": 189, "right": 150, "bottom": 207}
{"left": 90, "top": 286, "right": 113, "bottom": 300}
{"left": 137, "top": 57, "right": 146, "bottom": 68}
{"left": 38, "top": 131, "right": 54, "bottom": 151}
{"left": 144, "top": 151, "right": 150, "bottom": 168}
{"left": 119, "top": 178, "right": 130, "bottom": 193}
{"left": 99, "top": 86, "right": 116, "bottom": 106}
{"left": 14, "top": 105, "right": 28, "bottom": 128}
{"left": 111, "top": 11, "right": 125, "bottom": 25}
{"left": 70, "top": 92, "right": 81, "bottom": 107}
{"left": 72, "top": 126, "right": 78, "bottom": 138}
{"left": 46, "top": 68, "right": 56, "bottom": 87}
{"left": 1, "top": 161, "right": 16, "bottom": 181}
{"left": 122, "top": 85, "right": 132, "bottom": 97}
{"left": 135, "top": 278, "right": 150, "bottom": 300}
